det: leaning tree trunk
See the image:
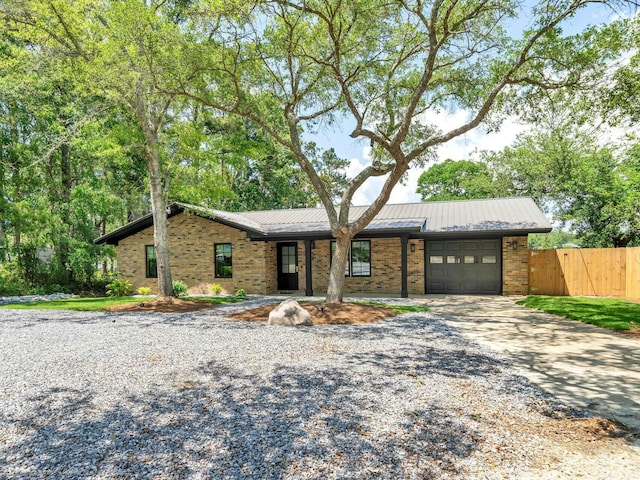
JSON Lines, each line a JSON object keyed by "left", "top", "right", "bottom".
{"left": 145, "top": 144, "right": 174, "bottom": 298}
{"left": 326, "top": 234, "right": 351, "bottom": 303}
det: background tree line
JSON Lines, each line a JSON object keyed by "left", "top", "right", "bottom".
{"left": 416, "top": 108, "right": 640, "bottom": 248}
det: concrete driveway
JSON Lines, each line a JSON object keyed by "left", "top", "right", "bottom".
{"left": 422, "top": 295, "right": 640, "bottom": 433}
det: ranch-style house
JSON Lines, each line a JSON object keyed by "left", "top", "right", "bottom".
{"left": 95, "top": 197, "right": 551, "bottom": 297}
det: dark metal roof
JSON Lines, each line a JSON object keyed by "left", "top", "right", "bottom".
{"left": 95, "top": 198, "right": 551, "bottom": 245}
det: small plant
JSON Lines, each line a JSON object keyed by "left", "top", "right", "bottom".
{"left": 106, "top": 279, "right": 133, "bottom": 297}
{"left": 137, "top": 287, "right": 151, "bottom": 295}
{"left": 235, "top": 288, "right": 247, "bottom": 297}
{"left": 210, "top": 283, "right": 223, "bottom": 295}
{"left": 172, "top": 280, "right": 188, "bottom": 297}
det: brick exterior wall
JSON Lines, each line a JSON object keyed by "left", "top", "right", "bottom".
{"left": 502, "top": 236, "right": 529, "bottom": 295}
{"left": 407, "top": 240, "right": 425, "bottom": 295}
{"left": 116, "top": 213, "right": 271, "bottom": 295}
{"left": 115, "top": 211, "right": 524, "bottom": 296}
{"left": 308, "top": 238, "right": 424, "bottom": 296}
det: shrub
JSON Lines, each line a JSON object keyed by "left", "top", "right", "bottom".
{"left": 137, "top": 287, "right": 151, "bottom": 295}
{"left": 210, "top": 283, "right": 223, "bottom": 295}
{"left": 235, "top": 288, "right": 247, "bottom": 297}
{"left": 0, "top": 262, "right": 24, "bottom": 296}
{"left": 106, "top": 279, "right": 133, "bottom": 297}
{"left": 172, "top": 280, "right": 188, "bottom": 297}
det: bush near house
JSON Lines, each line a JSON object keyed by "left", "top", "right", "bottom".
{"left": 106, "top": 279, "right": 133, "bottom": 297}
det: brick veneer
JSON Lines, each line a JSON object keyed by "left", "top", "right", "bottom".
{"left": 312, "top": 238, "right": 424, "bottom": 296}
{"left": 117, "top": 213, "right": 271, "bottom": 295}
{"left": 502, "top": 236, "right": 529, "bottom": 295}
{"left": 115, "top": 211, "right": 523, "bottom": 296}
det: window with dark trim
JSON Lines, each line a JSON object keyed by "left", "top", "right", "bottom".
{"left": 145, "top": 245, "right": 157, "bottom": 278}
{"left": 350, "top": 240, "right": 371, "bottom": 277}
{"left": 330, "top": 240, "right": 371, "bottom": 277}
{"left": 215, "top": 243, "right": 233, "bottom": 278}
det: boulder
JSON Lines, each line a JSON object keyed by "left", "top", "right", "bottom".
{"left": 268, "top": 299, "right": 313, "bottom": 326}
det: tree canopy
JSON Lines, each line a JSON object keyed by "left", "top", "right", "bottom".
{"left": 416, "top": 159, "right": 513, "bottom": 202}
{"left": 183, "top": 0, "right": 636, "bottom": 300}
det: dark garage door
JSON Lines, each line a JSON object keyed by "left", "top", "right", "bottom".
{"left": 425, "top": 239, "right": 501, "bottom": 294}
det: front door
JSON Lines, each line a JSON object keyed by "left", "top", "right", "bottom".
{"left": 277, "top": 243, "right": 299, "bottom": 290}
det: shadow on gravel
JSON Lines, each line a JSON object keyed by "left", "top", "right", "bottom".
{"left": 2, "top": 308, "right": 603, "bottom": 478}
{"left": 1, "top": 359, "right": 482, "bottom": 478}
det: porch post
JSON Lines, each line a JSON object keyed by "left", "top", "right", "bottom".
{"left": 401, "top": 235, "right": 408, "bottom": 298}
{"left": 304, "top": 239, "right": 313, "bottom": 296}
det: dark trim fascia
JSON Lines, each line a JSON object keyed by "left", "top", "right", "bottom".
{"left": 248, "top": 228, "right": 421, "bottom": 242}
{"left": 94, "top": 203, "right": 265, "bottom": 246}
{"left": 414, "top": 228, "right": 551, "bottom": 240}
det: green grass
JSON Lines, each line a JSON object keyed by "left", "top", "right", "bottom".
{"left": 183, "top": 296, "right": 246, "bottom": 305}
{"left": 517, "top": 295, "right": 640, "bottom": 332}
{"left": 358, "top": 301, "right": 430, "bottom": 314}
{"left": 0, "top": 295, "right": 245, "bottom": 312}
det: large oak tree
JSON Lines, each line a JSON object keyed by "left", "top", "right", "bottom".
{"left": 186, "top": 0, "right": 636, "bottom": 301}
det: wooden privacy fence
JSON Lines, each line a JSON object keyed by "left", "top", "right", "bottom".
{"left": 528, "top": 247, "right": 640, "bottom": 300}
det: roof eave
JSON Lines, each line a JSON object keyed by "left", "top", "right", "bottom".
{"left": 415, "top": 227, "right": 552, "bottom": 239}
{"left": 94, "top": 202, "right": 266, "bottom": 245}
{"left": 248, "top": 226, "right": 423, "bottom": 241}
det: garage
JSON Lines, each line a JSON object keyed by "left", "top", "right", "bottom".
{"left": 425, "top": 239, "right": 502, "bottom": 294}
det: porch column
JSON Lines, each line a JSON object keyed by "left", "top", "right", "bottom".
{"left": 304, "top": 239, "right": 313, "bottom": 296}
{"left": 401, "top": 234, "right": 408, "bottom": 298}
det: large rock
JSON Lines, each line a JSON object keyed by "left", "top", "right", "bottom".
{"left": 268, "top": 299, "right": 313, "bottom": 326}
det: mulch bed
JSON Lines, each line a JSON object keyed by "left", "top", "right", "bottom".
{"left": 229, "top": 302, "right": 397, "bottom": 325}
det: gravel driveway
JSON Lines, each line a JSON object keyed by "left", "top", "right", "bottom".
{"left": 1, "top": 297, "right": 638, "bottom": 479}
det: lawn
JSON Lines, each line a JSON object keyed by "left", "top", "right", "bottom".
{"left": 517, "top": 295, "right": 640, "bottom": 332}
{"left": 359, "top": 301, "right": 430, "bottom": 314}
{"left": 0, "top": 296, "right": 245, "bottom": 312}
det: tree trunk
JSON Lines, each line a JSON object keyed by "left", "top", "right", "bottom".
{"left": 147, "top": 148, "right": 174, "bottom": 298}
{"left": 58, "top": 142, "right": 72, "bottom": 284}
{"left": 326, "top": 234, "right": 351, "bottom": 303}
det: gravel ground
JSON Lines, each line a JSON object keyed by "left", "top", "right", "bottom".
{"left": 1, "top": 297, "right": 639, "bottom": 479}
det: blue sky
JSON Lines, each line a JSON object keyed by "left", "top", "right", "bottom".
{"left": 308, "top": 2, "right": 626, "bottom": 206}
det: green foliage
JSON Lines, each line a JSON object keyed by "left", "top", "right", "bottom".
{"left": 0, "top": 263, "right": 23, "bottom": 296}
{"left": 518, "top": 295, "right": 640, "bottom": 332}
{"left": 172, "top": 280, "right": 188, "bottom": 297}
{"left": 417, "top": 159, "right": 512, "bottom": 202}
{"left": 235, "top": 288, "right": 247, "bottom": 297}
{"left": 106, "top": 279, "right": 133, "bottom": 297}
{"left": 490, "top": 123, "right": 640, "bottom": 247}
{"left": 137, "top": 287, "right": 151, "bottom": 295}
{"left": 528, "top": 231, "right": 581, "bottom": 250}
{"left": 210, "top": 283, "right": 223, "bottom": 295}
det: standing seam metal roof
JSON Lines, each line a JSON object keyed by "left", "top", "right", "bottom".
{"left": 94, "top": 197, "right": 551, "bottom": 245}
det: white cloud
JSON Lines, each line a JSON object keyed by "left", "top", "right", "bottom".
{"left": 345, "top": 111, "right": 530, "bottom": 205}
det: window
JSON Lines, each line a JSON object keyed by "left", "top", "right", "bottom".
{"left": 429, "top": 255, "right": 444, "bottom": 264}
{"left": 330, "top": 240, "right": 371, "bottom": 277}
{"left": 482, "top": 255, "right": 497, "bottom": 264}
{"left": 351, "top": 240, "right": 371, "bottom": 276}
{"left": 215, "top": 243, "right": 233, "bottom": 278}
{"left": 145, "top": 245, "right": 157, "bottom": 278}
